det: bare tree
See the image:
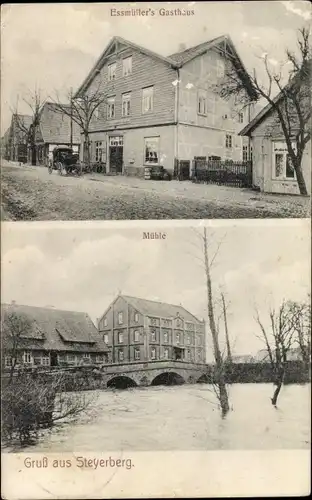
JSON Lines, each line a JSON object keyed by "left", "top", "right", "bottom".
{"left": 221, "top": 292, "right": 232, "bottom": 363}
{"left": 11, "top": 89, "right": 46, "bottom": 165}
{"left": 255, "top": 300, "right": 298, "bottom": 406}
{"left": 1, "top": 310, "right": 34, "bottom": 382}
{"left": 52, "top": 83, "right": 107, "bottom": 168}
{"left": 288, "top": 298, "right": 311, "bottom": 371}
{"left": 202, "top": 228, "right": 230, "bottom": 417}
{"left": 218, "top": 27, "right": 311, "bottom": 195}
{"left": 1, "top": 308, "right": 97, "bottom": 447}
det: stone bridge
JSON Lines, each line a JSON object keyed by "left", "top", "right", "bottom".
{"left": 101, "top": 360, "right": 208, "bottom": 388}
{"left": 39, "top": 360, "right": 210, "bottom": 389}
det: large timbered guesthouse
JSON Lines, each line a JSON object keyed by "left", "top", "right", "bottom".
{"left": 98, "top": 295, "right": 206, "bottom": 365}
{"left": 75, "top": 35, "right": 257, "bottom": 179}
{"left": 1, "top": 303, "right": 109, "bottom": 370}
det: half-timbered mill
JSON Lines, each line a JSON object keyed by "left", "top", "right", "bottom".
{"left": 75, "top": 35, "right": 257, "bottom": 177}
{"left": 98, "top": 295, "right": 206, "bottom": 365}
{"left": 1, "top": 303, "right": 109, "bottom": 370}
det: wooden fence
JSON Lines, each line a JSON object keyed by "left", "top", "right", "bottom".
{"left": 191, "top": 159, "right": 253, "bottom": 188}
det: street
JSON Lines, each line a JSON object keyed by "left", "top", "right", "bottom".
{"left": 1, "top": 162, "right": 309, "bottom": 221}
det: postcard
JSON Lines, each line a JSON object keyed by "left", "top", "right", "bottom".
{"left": 1, "top": 1, "right": 311, "bottom": 499}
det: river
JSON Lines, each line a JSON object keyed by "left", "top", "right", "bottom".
{"left": 22, "top": 383, "right": 310, "bottom": 452}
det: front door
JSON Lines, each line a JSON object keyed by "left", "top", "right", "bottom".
{"left": 109, "top": 136, "right": 123, "bottom": 174}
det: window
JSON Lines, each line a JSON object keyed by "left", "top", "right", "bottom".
{"left": 134, "top": 330, "right": 140, "bottom": 342}
{"left": 150, "top": 317, "right": 157, "bottom": 326}
{"left": 176, "top": 333, "right": 180, "bottom": 345}
{"left": 107, "top": 97, "right": 115, "bottom": 119}
{"left": 118, "top": 312, "right": 123, "bottom": 325}
{"left": 109, "top": 136, "right": 123, "bottom": 146}
{"left": 83, "top": 353, "right": 91, "bottom": 359}
{"left": 243, "top": 145, "right": 248, "bottom": 162}
{"left": 225, "top": 134, "right": 232, "bottom": 149}
{"left": 163, "top": 319, "right": 172, "bottom": 327}
{"left": 150, "top": 329, "right": 156, "bottom": 342}
{"left": 4, "top": 356, "right": 12, "bottom": 368}
{"left": 123, "top": 56, "right": 132, "bottom": 76}
{"left": 122, "top": 93, "right": 131, "bottom": 117}
{"left": 198, "top": 90, "right": 207, "bottom": 115}
{"left": 164, "top": 348, "right": 169, "bottom": 359}
{"left": 238, "top": 112, "right": 244, "bottom": 123}
{"left": 197, "top": 336, "right": 203, "bottom": 346}
{"left": 216, "top": 59, "right": 225, "bottom": 78}
{"left": 96, "top": 354, "right": 103, "bottom": 363}
{"left": 186, "top": 334, "right": 190, "bottom": 345}
{"left": 134, "top": 312, "right": 139, "bottom": 323}
{"left": 118, "top": 350, "right": 124, "bottom": 362}
{"left": 104, "top": 333, "right": 109, "bottom": 344}
{"left": 163, "top": 331, "right": 168, "bottom": 343}
{"left": 144, "top": 137, "right": 159, "bottom": 164}
{"left": 118, "top": 332, "right": 123, "bottom": 344}
{"left": 273, "top": 142, "right": 295, "bottom": 179}
{"left": 108, "top": 62, "right": 116, "bottom": 81}
{"left": 67, "top": 354, "right": 76, "bottom": 364}
{"left": 41, "top": 356, "right": 50, "bottom": 366}
{"left": 95, "top": 141, "right": 103, "bottom": 162}
{"left": 103, "top": 317, "right": 108, "bottom": 327}
{"left": 186, "top": 350, "right": 191, "bottom": 361}
{"left": 176, "top": 318, "right": 182, "bottom": 328}
{"left": 23, "top": 351, "right": 32, "bottom": 364}
{"left": 151, "top": 347, "right": 156, "bottom": 360}
{"left": 142, "top": 86, "right": 154, "bottom": 113}
{"left": 134, "top": 348, "right": 140, "bottom": 360}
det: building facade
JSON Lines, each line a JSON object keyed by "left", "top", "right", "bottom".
{"left": 240, "top": 76, "right": 311, "bottom": 195}
{"left": 1, "top": 303, "right": 109, "bottom": 370}
{"left": 31, "top": 102, "right": 81, "bottom": 166}
{"left": 3, "top": 114, "right": 32, "bottom": 163}
{"left": 98, "top": 295, "right": 206, "bottom": 365}
{"left": 75, "top": 36, "right": 256, "bottom": 177}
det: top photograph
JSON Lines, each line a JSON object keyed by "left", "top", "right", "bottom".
{"left": 1, "top": 1, "right": 311, "bottom": 221}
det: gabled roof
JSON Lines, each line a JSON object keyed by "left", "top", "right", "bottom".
{"left": 121, "top": 295, "right": 203, "bottom": 324}
{"left": 75, "top": 35, "right": 178, "bottom": 96}
{"left": 169, "top": 35, "right": 226, "bottom": 64}
{"left": 13, "top": 114, "right": 33, "bottom": 130}
{"left": 38, "top": 102, "right": 81, "bottom": 144}
{"left": 239, "top": 97, "right": 280, "bottom": 136}
{"left": 76, "top": 35, "right": 256, "bottom": 100}
{"left": 1, "top": 303, "right": 108, "bottom": 353}
{"left": 240, "top": 59, "right": 312, "bottom": 136}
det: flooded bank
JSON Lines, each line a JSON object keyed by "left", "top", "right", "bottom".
{"left": 19, "top": 383, "right": 310, "bottom": 452}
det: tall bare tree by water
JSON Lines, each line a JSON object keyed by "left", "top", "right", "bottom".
{"left": 254, "top": 299, "right": 309, "bottom": 406}
{"left": 52, "top": 83, "right": 107, "bottom": 169}
{"left": 217, "top": 27, "right": 311, "bottom": 195}
{"left": 200, "top": 228, "right": 230, "bottom": 417}
{"left": 221, "top": 292, "right": 232, "bottom": 364}
{"left": 12, "top": 89, "right": 46, "bottom": 165}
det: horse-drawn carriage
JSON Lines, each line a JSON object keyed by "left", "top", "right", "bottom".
{"left": 48, "top": 147, "right": 82, "bottom": 176}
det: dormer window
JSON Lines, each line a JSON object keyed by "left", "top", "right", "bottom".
{"left": 118, "top": 312, "right": 123, "bottom": 325}
{"left": 108, "top": 62, "right": 116, "bottom": 81}
{"left": 134, "top": 312, "right": 139, "bottom": 323}
{"left": 103, "top": 317, "right": 108, "bottom": 327}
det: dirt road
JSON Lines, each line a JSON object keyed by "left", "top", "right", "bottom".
{"left": 1, "top": 163, "right": 309, "bottom": 221}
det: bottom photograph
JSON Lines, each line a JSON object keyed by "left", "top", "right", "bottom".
{"left": 1, "top": 221, "right": 310, "bottom": 454}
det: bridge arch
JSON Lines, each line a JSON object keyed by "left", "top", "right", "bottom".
{"left": 151, "top": 371, "right": 185, "bottom": 386}
{"left": 107, "top": 375, "right": 138, "bottom": 389}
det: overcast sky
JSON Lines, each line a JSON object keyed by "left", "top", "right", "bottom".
{"left": 1, "top": 1, "right": 311, "bottom": 132}
{"left": 2, "top": 220, "right": 310, "bottom": 360}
